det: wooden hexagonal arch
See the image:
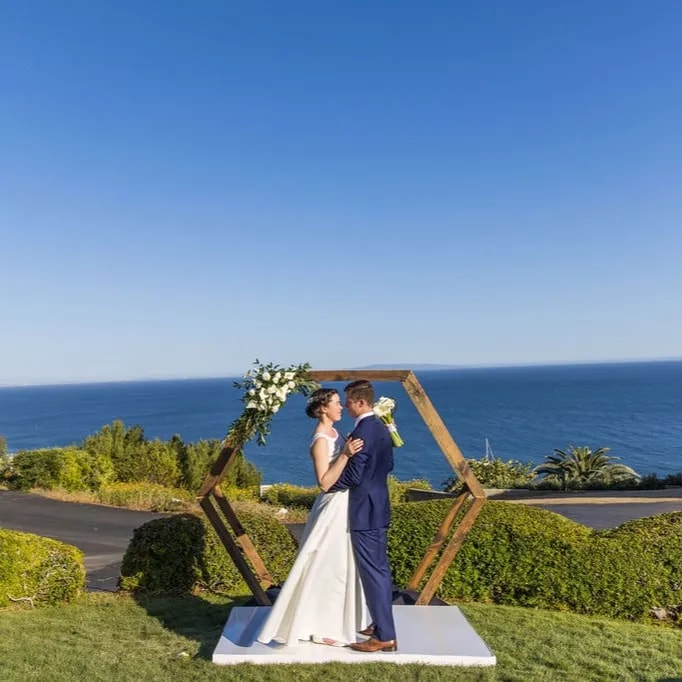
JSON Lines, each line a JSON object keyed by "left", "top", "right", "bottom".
{"left": 197, "top": 369, "right": 487, "bottom": 606}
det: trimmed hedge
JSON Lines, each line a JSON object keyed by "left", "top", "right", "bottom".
{"left": 262, "top": 476, "right": 434, "bottom": 511}
{"left": 600, "top": 512, "right": 682, "bottom": 619}
{"left": 388, "top": 500, "right": 677, "bottom": 623}
{"left": 119, "top": 506, "right": 298, "bottom": 594}
{"left": 0, "top": 528, "right": 85, "bottom": 607}
{"left": 119, "top": 497, "right": 682, "bottom": 625}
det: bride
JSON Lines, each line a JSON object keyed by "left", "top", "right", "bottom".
{"left": 256, "top": 387, "right": 370, "bottom": 647}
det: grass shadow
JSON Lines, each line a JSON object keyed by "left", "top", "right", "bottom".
{"left": 132, "top": 591, "right": 250, "bottom": 660}
{"left": 120, "top": 512, "right": 258, "bottom": 660}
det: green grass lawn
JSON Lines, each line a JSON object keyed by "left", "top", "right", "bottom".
{"left": 0, "top": 593, "right": 681, "bottom": 681}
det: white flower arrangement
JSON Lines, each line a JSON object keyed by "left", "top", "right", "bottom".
{"left": 373, "top": 396, "right": 405, "bottom": 447}
{"left": 227, "top": 360, "right": 319, "bottom": 446}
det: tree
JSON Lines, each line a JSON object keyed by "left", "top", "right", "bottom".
{"left": 534, "top": 445, "right": 640, "bottom": 490}
{"left": 82, "top": 420, "right": 147, "bottom": 483}
{"left": 180, "top": 439, "right": 262, "bottom": 493}
{"left": 120, "top": 439, "right": 182, "bottom": 487}
{"left": 0, "top": 435, "right": 12, "bottom": 484}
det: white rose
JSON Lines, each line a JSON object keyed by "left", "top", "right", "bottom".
{"left": 248, "top": 388, "right": 256, "bottom": 396}
{"left": 267, "top": 385, "right": 277, "bottom": 394}
{"left": 288, "top": 380, "right": 295, "bottom": 389}
{"left": 259, "top": 389, "right": 267, "bottom": 401}
{"left": 276, "top": 389, "right": 287, "bottom": 402}
{"left": 273, "top": 372, "right": 281, "bottom": 383}
{"left": 284, "top": 372, "right": 294, "bottom": 381}
{"left": 255, "top": 380, "right": 262, "bottom": 389}
{"left": 246, "top": 401, "right": 257, "bottom": 409}
{"left": 272, "top": 404, "right": 280, "bottom": 413}
{"left": 262, "top": 371, "right": 271, "bottom": 381}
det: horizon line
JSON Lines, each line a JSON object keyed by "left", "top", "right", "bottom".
{"left": 1, "top": 356, "right": 681, "bottom": 389}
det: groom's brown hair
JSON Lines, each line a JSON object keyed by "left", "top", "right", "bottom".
{"left": 344, "top": 379, "right": 374, "bottom": 405}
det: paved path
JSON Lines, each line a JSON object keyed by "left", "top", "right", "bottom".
{"left": 0, "top": 490, "right": 167, "bottom": 591}
{"left": 487, "top": 487, "right": 682, "bottom": 529}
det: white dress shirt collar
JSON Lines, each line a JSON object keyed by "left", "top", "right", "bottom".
{"left": 354, "top": 411, "right": 375, "bottom": 428}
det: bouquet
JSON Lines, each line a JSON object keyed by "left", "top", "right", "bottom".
{"left": 373, "top": 396, "right": 404, "bottom": 448}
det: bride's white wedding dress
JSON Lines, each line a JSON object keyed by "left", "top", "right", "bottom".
{"left": 256, "top": 431, "right": 369, "bottom": 647}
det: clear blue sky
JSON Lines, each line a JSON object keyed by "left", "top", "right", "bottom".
{"left": 2, "top": 1, "right": 681, "bottom": 385}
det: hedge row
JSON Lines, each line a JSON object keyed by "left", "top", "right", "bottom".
{"left": 388, "top": 500, "right": 680, "bottom": 622}
{"left": 119, "top": 500, "right": 682, "bottom": 625}
{"left": 0, "top": 528, "right": 86, "bottom": 608}
{"left": 262, "top": 476, "right": 433, "bottom": 510}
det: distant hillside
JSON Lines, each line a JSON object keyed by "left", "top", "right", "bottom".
{"left": 355, "top": 363, "right": 460, "bottom": 371}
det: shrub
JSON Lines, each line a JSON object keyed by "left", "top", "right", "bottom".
{"left": 262, "top": 483, "right": 319, "bottom": 510}
{"left": 177, "top": 438, "right": 214, "bottom": 493}
{"left": 223, "top": 449, "right": 263, "bottom": 489}
{"left": 97, "top": 482, "right": 193, "bottom": 512}
{"left": 8, "top": 449, "right": 64, "bottom": 490}
{"left": 388, "top": 500, "right": 672, "bottom": 623}
{"left": 179, "top": 439, "right": 262, "bottom": 493}
{"left": 220, "top": 484, "right": 261, "bottom": 502}
{"left": 260, "top": 477, "right": 432, "bottom": 518}
{"left": 0, "top": 528, "right": 85, "bottom": 607}
{"left": 664, "top": 472, "right": 682, "bottom": 486}
{"left": 443, "top": 457, "right": 535, "bottom": 492}
{"left": 388, "top": 475, "right": 432, "bottom": 505}
{"left": 113, "top": 439, "right": 182, "bottom": 488}
{"left": 119, "top": 504, "right": 297, "bottom": 594}
{"left": 600, "top": 512, "right": 682, "bottom": 621}
{"left": 0, "top": 438, "right": 12, "bottom": 485}
{"left": 82, "top": 420, "right": 144, "bottom": 479}
{"left": 7, "top": 447, "right": 104, "bottom": 492}
{"left": 637, "top": 473, "right": 666, "bottom": 490}
{"left": 82, "top": 420, "right": 144, "bottom": 456}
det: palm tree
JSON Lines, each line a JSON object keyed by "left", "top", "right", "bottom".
{"left": 534, "top": 445, "right": 640, "bottom": 490}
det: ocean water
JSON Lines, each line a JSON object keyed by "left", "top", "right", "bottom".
{"left": 1, "top": 361, "right": 681, "bottom": 488}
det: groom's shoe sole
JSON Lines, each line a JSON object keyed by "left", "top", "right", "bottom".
{"left": 349, "top": 638, "right": 398, "bottom": 653}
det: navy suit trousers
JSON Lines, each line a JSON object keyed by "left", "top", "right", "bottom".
{"left": 350, "top": 527, "right": 396, "bottom": 642}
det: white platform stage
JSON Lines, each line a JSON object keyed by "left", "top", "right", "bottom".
{"left": 212, "top": 604, "right": 496, "bottom": 666}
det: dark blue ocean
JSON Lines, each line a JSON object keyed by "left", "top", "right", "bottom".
{"left": 1, "top": 361, "right": 681, "bottom": 488}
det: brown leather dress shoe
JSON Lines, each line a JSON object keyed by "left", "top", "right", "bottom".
{"left": 358, "top": 624, "right": 375, "bottom": 637}
{"left": 349, "top": 637, "right": 398, "bottom": 653}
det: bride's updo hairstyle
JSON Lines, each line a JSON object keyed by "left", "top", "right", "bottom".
{"left": 305, "top": 388, "right": 339, "bottom": 419}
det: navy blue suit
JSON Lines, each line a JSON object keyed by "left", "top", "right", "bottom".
{"left": 329, "top": 414, "right": 396, "bottom": 642}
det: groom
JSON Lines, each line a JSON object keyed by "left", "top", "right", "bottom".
{"left": 328, "top": 379, "right": 397, "bottom": 652}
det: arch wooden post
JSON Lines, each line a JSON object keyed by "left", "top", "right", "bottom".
{"left": 197, "top": 438, "right": 275, "bottom": 605}
{"left": 197, "top": 369, "right": 486, "bottom": 607}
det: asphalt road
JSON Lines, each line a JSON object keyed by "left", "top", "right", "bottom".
{"left": 0, "top": 489, "right": 167, "bottom": 591}
{"left": 488, "top": 487, "right": 682, "bottom": 529}
{"left": 522, "top": 499, "right": 682, "bottom": 529}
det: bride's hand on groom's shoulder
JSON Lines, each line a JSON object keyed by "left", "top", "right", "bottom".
{"left": 344, "top": 437, "right": 364, "bottom": 458}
